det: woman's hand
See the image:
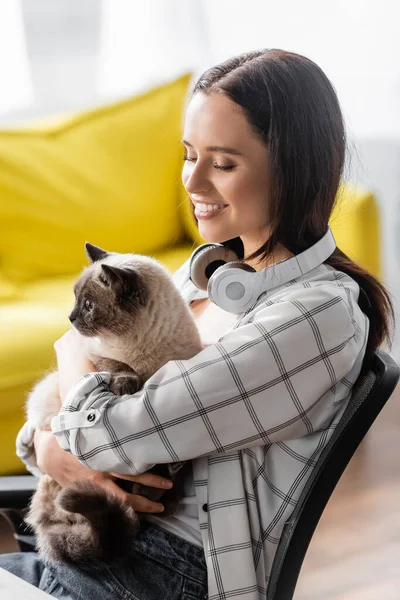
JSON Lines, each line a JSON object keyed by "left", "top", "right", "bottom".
{"left": 34, "top": 428, "right": 170, "bottom": 513}
{"left": 54, "top": 328, "right": 97, "bottom": 402}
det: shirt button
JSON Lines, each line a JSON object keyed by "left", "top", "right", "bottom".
{"left": 202, "top": 503, "right": 208, "bottom": 512}
{"left": 87, "top": 413, "right": 96, "bottom": 422}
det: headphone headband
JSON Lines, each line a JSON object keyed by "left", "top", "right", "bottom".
{"left": 190, "top": 227, "right": 336, "bottom": 313}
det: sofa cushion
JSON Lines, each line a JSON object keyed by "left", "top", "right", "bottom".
{"left": 0, "top": 280, "right": 72, "bottom": 401}
{"left": 330, "top": 185, "right": 381, "bottom": 278}
{"left": 0, "top": 74, "right": 192, "bottom": 283}
{"left": 0, "top": 275, "right": 19, "bottom": 301}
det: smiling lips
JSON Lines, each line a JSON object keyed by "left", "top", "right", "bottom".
{"left": 194, "top": 203, "right": 228, "bottom": 219}
{"left": 195, "top": 203, "right": 227, "bottom": 212}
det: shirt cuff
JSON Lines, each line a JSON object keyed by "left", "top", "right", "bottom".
{"left": 51, "top": 372, "right": 111, "bottom": 450}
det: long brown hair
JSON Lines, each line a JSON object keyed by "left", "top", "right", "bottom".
{"left": 192, "top": 49, "right": 394, "bottom": 366}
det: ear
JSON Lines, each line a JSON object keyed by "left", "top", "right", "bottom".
{"left": 100, "top": 265, "right": 146, "bottom": 306}
{"left": 85, "top": 242, "right": 109, "bottom": 264}
{"left": 100, "top": 264, "right": 124, "bottom": 287}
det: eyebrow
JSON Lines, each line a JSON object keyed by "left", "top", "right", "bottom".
{"left": 182, "top": 139, "right": 243, "bottom": 156}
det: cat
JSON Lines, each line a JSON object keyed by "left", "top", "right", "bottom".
{"left": 24, "top": 242, "right": 203, "bottom": 569}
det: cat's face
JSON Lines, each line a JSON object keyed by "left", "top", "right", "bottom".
{"left": 68, "top": 243, "right": 148, "bottom": 337}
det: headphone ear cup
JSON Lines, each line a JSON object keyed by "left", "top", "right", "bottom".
{"left": 190, "top": 244, "right": 240, "bottom": 291}
{"left": 208, "top": 262, "right": 257, "bottom": 312}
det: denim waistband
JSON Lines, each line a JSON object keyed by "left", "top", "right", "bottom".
{"left": 132, "top": 522, "right": 207, "bottom": 585}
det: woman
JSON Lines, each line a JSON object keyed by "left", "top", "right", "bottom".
{"left": 2, "top": 48, "right": 394, "bottom": 599}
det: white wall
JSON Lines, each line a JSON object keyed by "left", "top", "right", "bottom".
{"left": 202, "top": 0, "right": 400, "bottom": 139}
{"left": 0, "top": 0, "right": 33, "bottom": 113}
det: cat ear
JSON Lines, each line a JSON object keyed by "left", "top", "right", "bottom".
{"left": 100, "top": 264, "right": 145, "bottom": 306}
{"left": 85, "top": 242, "right": 109, "bottom": 263}
{"left": 100, "top": 264, "right": 124, "bottom": 286}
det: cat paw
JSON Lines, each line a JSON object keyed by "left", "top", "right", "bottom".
{"left": 109, "top": 372, "right": 143, "bottom": 395}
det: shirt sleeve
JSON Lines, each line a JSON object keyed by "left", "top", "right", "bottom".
{"left": 51, "top": 284, "right": 365, "bottom": 475}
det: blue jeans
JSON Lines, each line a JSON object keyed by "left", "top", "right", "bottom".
{"left": 0, "top": 523, "right": 208, "bottom": 599}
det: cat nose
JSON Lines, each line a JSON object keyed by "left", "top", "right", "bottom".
{"left": 69, "top": 311, "right": 77, "bottom": 323}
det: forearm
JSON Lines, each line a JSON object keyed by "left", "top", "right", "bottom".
{"left": 34, "top": 428, "right": 91, "bottom": 487}
{"left": 32, "top": 427, "right": 170, "bottom": 512}
{"left": 34, "top": 427, "right": 64, "bottom": 473}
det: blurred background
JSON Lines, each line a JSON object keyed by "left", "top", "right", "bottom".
{"left": 0, "top": 2, "right": 399, "bottom": 598}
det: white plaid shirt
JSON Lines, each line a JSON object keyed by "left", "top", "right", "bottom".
{"left": 17, "top": 259, "right": 368, "bottom": 599}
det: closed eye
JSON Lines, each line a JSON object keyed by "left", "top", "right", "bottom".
{"left": 183, "top": 156, "right": 236, "bottom": 172}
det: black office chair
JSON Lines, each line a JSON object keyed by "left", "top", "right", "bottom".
{"left": 0, "top": 350, "right": 398, "bottom": 597}
{"left": 267, "top": 349, "right": 400, "bottom": 599}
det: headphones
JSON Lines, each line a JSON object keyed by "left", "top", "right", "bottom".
{"left": 189, "top": 226, "right": 336, "bottom": 314}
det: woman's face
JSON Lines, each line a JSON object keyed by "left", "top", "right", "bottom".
{"left": 182, "top": 92, "right": 272, "bottom": 257}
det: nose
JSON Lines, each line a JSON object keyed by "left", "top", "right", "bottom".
{"left": 183, "top": 161, "right": 212, "bottom": 196}
{"left": 69, "top": 310, "right": 77, "bottom": 323}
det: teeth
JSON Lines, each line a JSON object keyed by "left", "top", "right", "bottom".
{"left": 196, "top": 203, "right": 226, "bottom": 212}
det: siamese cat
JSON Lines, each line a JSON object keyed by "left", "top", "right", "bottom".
{"left": 25, "top": 243, "right": 203, "bottom": 569}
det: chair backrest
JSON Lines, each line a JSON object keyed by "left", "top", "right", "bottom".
{"left": 267, "top": 349, "right": 400, "bottom": 600}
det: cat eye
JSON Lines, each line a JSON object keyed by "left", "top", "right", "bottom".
{"left": 84, "top": 299, "right": 93, "bottom": 311}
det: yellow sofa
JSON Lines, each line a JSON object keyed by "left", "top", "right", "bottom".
{"left": 0, "top": 74, "right": 381, "bottom": 475}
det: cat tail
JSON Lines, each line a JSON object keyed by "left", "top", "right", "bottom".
{"left": 54, "top": 481, "right": 140, "bottom": 568}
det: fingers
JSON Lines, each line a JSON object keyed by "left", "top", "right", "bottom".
{"left": 127, "top": 494, "right": 165, "bottom": 514}
{"left": 104, "top": 480, "right": 165, "bottom": 513}
{"left": 109, "top": 471, "right": 173, "bottom": 490}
